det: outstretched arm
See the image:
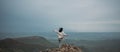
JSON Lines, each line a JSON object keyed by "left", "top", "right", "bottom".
{"left": 62, "top": 32, "right": 68, "bottom": 36}
{"left": 54, "top": 29, "right": 59, "bottom": 33}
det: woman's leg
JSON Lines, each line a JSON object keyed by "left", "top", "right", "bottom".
{"left": 58, "top": 38, "right": 61, "bottom": 43}
{"left": 58, "top": 38, "right": 63, "bottom": 48}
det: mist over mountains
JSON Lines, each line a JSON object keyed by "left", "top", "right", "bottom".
{"left": 0, "top": 32, "right": 120, "bottom": 40}
{"left": 0, "top": 32, "right": 120, "bottom": 52}
{"left": 0, "top": 35, "right": 120, "bottom": 52}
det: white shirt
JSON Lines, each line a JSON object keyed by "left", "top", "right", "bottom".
{"left": 54, "top": 30, "right": 67, "bottom": 39}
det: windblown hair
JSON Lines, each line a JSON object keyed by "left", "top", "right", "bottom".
{"left": 59, "top": 27, "right": 63, "bottom": 32}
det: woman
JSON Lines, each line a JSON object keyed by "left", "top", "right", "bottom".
{"left": 54, "top": 27, "right": 68, "bottom": 46}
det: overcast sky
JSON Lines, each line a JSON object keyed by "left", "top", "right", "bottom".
{"left": 0, "top": 0, "right": 120, "bottom": 32}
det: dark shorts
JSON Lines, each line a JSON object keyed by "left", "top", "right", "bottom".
{"left": 58, "top": 38, "right": 63, "bottom": 40}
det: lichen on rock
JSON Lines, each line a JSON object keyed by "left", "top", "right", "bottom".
{"left": 42, "top": 44, "right": 82, "bottom": 52}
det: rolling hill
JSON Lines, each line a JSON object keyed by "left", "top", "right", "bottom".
{"left": 0, "top": 36, "right": 56, "bottom": 52}
{"left": 14, "top": 36, "right": 56, "bottom": 47}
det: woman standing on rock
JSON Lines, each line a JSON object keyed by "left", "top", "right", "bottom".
{"left": 54, "top": 27, "right": 68, "bottom": 47}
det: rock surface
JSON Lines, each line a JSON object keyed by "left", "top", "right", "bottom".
{"left": 41, "top": 44, "right": 82, "bottom": 52}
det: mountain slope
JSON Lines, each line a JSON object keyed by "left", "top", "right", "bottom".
{"left": 0, "top": 36, "right": 56, "bottom": 52}
{"left": 0, "top": 38, "right": 47, "bottom": 52}
{"left": 14, "top": 36, "right": 56, "bottom": 47}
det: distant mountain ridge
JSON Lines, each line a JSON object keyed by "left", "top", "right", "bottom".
{"left": 14, "top": 36, "right": 55, "bottom": 47}
{"left": 0, "top": 32, "right": 120, "bottom": 40}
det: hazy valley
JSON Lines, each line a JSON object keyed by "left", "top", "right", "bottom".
{"left": 0, "top": 32, "right": 120, "bottom": 52}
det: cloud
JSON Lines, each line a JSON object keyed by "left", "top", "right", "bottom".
{"left": 0, "top": 0, "right": 120, "bottom": 32}
{"left": 62, "top": 20, "right": 120, "bottom": 32}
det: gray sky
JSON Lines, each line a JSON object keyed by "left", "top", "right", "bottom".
{"left": 0, "top": 0, "right": 120, "bottom": 32}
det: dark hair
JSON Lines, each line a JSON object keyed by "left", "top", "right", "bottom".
{"left": 59, "top": 27, "right": 63, "bottom": 32}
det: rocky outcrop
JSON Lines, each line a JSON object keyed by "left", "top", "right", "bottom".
{"left": 41, "top": 44, "right": 82, "bottom": 52}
